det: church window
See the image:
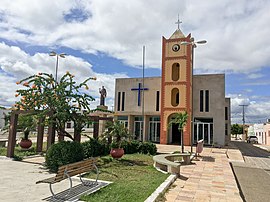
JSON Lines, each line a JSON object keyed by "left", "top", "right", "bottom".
{"left": 156, "top": 91, "right": 160, "bottom": 111}
{"left": 205, "top": 90, "right": 209, "bottom": 112}
{"left": 176, "top": 92, "right": 179, "bottom": 105}
{"left": 172, "top": 63, "right": 180, "bottom": 81}
{"left": 225, "top": 107, "right": 228, "bottom": 120}
{"left": 66, "top": 122, "right": 71, "bottom": 128}
{"left": 200, "top": 90, "right": 210, "bottom": 112}
{"left": 225, "top": 123, "right": 228, "bottom": 136}
{"left": 171, "top": 88, "right": 179, "bottom": 107}
{"left": 200, "top": 90, "right": 204, "bottom": 112}
{"left": 121, "top": 92, "right": 125, "bottom": 111}
{"left": 117, "top": 92, "right": 121, "bottom": 111}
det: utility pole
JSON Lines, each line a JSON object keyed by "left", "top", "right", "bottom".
{"left": 239, "top": 104, "right": 248, "bottom": 140}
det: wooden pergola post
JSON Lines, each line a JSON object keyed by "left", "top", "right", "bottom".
{"left": 36, "top": 117, "right": 44, "bottom": 153}
{"left": 47, "top": 124, "right": 55, "bottom": 150}
{"left": 7, "top": 112, "right": 18, "bottom": 158}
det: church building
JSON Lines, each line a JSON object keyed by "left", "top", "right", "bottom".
{"left": 114, "top": 26, "right": 231, "bottom": 146}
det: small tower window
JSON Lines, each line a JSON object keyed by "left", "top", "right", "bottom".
{"left": 171, "top": 88, "right": 179, "bottom": 107}
{"left": 172, "top": 63, "right": 180, "bottom": 81}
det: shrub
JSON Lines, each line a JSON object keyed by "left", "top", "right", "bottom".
{"left": 138, "top": 142, "right": 157, "bottom": 155}
{"left": 122, "top": 140, "right": 140, "bottom": 154}
{"left": 82, "top": 138, "right": 110, "bottom": 158}
{"left": 122, "top": 140, "right": 157, "bottom": 155}
{"left": 45, "top": 141, "right": 84, "bottom": 172}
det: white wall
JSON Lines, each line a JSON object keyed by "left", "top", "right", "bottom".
{"left": 253, "top": 124, "right": 264, "bottom": 144}
{"left": 0, "top": 109, "right": 10, "bottom": 130}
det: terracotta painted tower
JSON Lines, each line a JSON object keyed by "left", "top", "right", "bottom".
{"left": 160, "top": 27, "right": 193, "bottom": 145}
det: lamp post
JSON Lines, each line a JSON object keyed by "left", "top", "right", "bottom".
{"left": 181, "top": 38, "right": 207, "bottom": 153}
{"left": 49, "top": 51, "right": 66, "bottom": 82}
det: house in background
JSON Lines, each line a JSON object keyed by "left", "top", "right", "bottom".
{"left": 0, "top": 109, "right": 10, "bottom": 131}
{"left": 114, "top": 26, "right": 231, "bottom": 146}
{"left": 251, "top": 120, "right": 270, "bottom": 145}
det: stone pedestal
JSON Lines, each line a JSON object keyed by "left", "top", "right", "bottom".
{"left": 97, "top": 105, "right": 108, "bottom": 110}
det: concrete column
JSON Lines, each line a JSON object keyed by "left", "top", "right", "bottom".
{"left": 128, "top": 115, "right": 134, "bottom": 138}
{"left": 99, "top": 115, "right": 106, "bottom": 137}
{"left": 143, "top": 115, "right": 149, "bottom": 141}
{"left": 93, "top": 116, "right": 99, "bottom": 139}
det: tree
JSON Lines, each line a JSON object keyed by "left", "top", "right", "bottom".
{"left": 168, "top": 111, "right": 188, "bottom": 153}
{"left": 231, "top": 124, "right": 243, "bottom": 139}
{"left": 14, "top": 72, "right": 96, "bottom": 141}
{"left": 103, "top": 121, "right": 131, "bottom": 148}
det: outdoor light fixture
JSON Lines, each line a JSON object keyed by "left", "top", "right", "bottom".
{"left": 181, "top": 38, "right": 207, "bottom": 153}
{"left": 49, "top": 51, "right": 66, "bottom": 82}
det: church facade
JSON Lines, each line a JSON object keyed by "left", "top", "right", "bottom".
{"left": 114, "top": 28, "right": 231, "bottom": 146}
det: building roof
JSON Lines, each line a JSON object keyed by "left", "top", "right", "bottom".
{"left": 169, "top": 29, "right": 185, "bottom": 39}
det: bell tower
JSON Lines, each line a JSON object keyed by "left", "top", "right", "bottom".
{"left": 160, "top": 22, "right": 193, "bottom": 145}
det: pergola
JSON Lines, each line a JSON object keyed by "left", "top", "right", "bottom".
{"left": 6, "top": 110, "right": 113, "bottom": 157}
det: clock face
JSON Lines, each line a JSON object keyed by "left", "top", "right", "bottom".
{"left": 172, "top": 44, "right": 180, "bottom": 52}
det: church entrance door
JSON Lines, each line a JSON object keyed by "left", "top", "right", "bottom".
{"left": 171, "top": 123, "right": 181, "bottom": 144}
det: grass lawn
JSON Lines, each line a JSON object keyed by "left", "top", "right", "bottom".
{"left": 0, "top": 142, "right": 46, "bottom": 159}
{"left": 81, "top": 153, "right": 169, "bottom": 202}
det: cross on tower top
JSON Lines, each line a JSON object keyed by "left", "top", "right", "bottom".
{"left": 175, "top": 14, "right": 182, "bottom": 30}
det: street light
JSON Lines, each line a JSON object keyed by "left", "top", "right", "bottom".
{"left": 49, "top": 51, "right": 66, "bottom": 82}
{"left": 181, "top": 38, "right": 207, "bottom": 153}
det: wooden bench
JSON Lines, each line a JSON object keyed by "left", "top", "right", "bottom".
{"left": 36, "top": 158, "right": 99, "bottom": 199}
{"left": 0, "top": 139, "right": 8, "bottom": 147}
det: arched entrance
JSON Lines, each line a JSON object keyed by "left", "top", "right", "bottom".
{"left": 167, "top": 113, "right": 182, "bottom": 145}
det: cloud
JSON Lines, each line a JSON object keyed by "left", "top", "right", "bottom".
{"left": 246, "top": 73, "right": 264, "bottom": 79}
{"left": 229, "top": 94, "right": 270, "bottom": 124}
{"left": 242, "top": 80, "right": 270, "bottom": 86}
{"left": 0, "top": 0, "right": 269, "bottom": 73}
{"left": 1, "top": 0, "right": 270, "bottom": 123}
{"left": 0, "top": 43, "right": 128, "bottom": 107}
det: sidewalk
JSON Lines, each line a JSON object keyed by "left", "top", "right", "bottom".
{"left": 156, "top": 144, "right": 243, "bottom": 202}
{"left": 254, "top": 144, "right": 270, "bottom": 152}
{"left": 0, "top": 143, "right": 244, "bottom": 202}
{"left": 0, "top": 156, "right": 106, "bottom": 202}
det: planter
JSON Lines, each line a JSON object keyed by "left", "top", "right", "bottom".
{"left": 110, "top": 148, "right": 124, "bottom": 159}
{"left": 19, "top": 139, "right": 32, "bottom": 149}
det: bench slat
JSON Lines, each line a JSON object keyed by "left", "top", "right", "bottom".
{"left": 54, "top": 165, "right": 96, "bottom": 181}
{"left": 37, "top": 158, "right": 98, "bottom": 184}
{"left": 57, "top": 158, "right": 96, "bottom": 172}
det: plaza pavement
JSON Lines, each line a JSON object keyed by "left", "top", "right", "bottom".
{"left": 156, "top": 144, "right": 244, "bottom": 202}
{"left": 0, "top": 143, "right": 244, "bottom": 202}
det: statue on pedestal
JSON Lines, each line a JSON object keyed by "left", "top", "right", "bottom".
{"left": 99, "top": 86, "right": 107, "bottom": 106}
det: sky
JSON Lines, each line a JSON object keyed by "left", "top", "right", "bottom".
{"left": 0, "top": 0, "right": 270, "bottom": 124}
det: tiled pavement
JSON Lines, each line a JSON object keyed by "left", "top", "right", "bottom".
{"left": 156, "top": 145, "right": 243, "bottom": 202}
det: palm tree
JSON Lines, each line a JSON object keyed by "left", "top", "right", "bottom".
{"left": 168, "top": 111, "right": 188, "bottom": 153}
{"left": 103, "top": 120, "right": 130, "bottom": 148}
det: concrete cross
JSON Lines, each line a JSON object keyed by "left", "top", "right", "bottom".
{"left": 175, "top": 15, "right": 182, "bottom": 30}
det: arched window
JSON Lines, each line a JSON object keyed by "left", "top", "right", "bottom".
{"left": 171, "top": 88, "right": 180, "bottom": 106}
{"left": 172, "top": 63, "right": 180, "bottom": 81}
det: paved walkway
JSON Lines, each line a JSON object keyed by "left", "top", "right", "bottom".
{"left": 156, "top": 144, "right": 244, "bottom": 202}
{"left": 0, "top": 143, "right": 244, "bottom": 202}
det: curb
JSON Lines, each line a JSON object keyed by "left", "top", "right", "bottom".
{"left": 144, "top": 174, "right": 177, "bottom": 202}
{"left": 254, "top": 144, "right": 270, "bottom": 152}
